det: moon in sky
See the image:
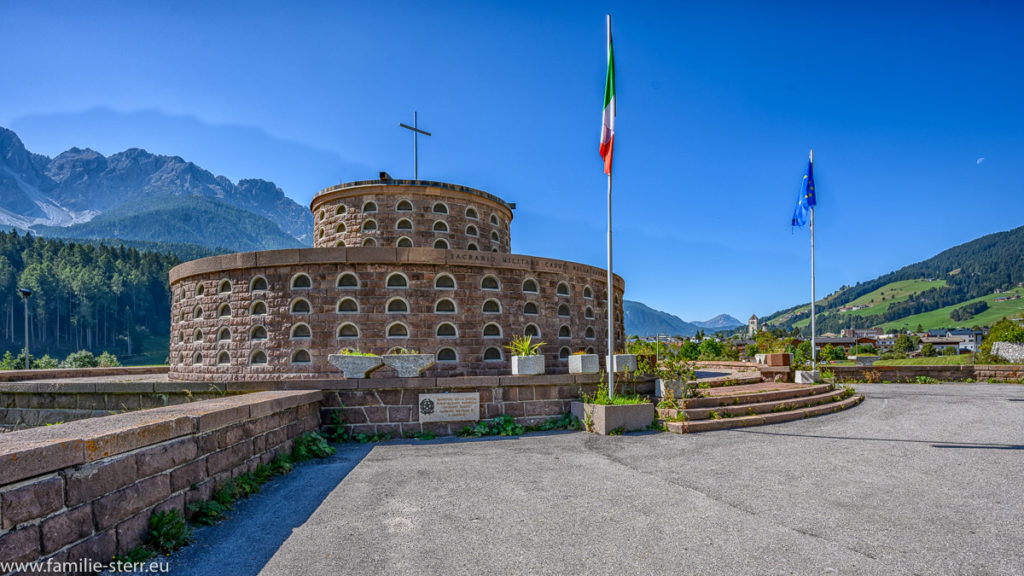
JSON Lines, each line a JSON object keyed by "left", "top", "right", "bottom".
{"left": 977, "top": 157, "right": 985, "bottom": 165}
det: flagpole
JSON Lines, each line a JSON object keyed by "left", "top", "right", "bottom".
{"left": 607, "top": 171, "right": 615, "bottom": 398}
{"left": 809, "top": 149, "right": 816, "bottom": 370}
{"left": 602, "top": 13, "right": 616, "bottom": 399}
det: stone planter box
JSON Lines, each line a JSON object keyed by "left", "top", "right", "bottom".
{"left": 655, "top": 378, "right": 686, "bottom": 398}
{"left": 605, "top": 354, "right": 638, "bottom": 373}
{"left": 765, "top": 353, "right": 791, "bottom": 367}
{"left": 511, "top": 355, "right": 545, "bottom": 376}
{"left": 382, "top": 354, "right": 436, "bottom": 377}
{"left": 570, "top": 401, "right": 654, "bottom": 435}
{"left": 327, "top": 354, "right": 383, "bottom": 379}
{"left": 568, "top": 354, "right": 600, "bottom": 374}
{"left": 795, "top": 370, "right": 821, "bottom": 384}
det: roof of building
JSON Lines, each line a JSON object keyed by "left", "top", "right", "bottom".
{"left": 313, "top": 178, "right": 515, "bottom": 212}
{"left": 921, "top": 337, "right": 963, "bottom": 345}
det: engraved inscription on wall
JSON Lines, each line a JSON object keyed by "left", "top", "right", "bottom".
{"left": 418, "top": 392, "right": 481, "bottom": 423}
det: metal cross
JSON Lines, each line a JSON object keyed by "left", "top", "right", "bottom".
{"left": 399, "top": 111, "right": 431, "bottom": 180}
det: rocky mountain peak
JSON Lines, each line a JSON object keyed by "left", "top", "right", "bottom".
{"left": 0, "top": 125, "right": 313, "bottom": 245}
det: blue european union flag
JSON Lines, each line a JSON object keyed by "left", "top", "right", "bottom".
{"left": 791, "top": 155, "right": 815, "bottom": 227}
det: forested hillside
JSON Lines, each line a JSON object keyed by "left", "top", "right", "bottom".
{"left": 764, "top": 225, "right": 1024, "bottom": 333}
{"left": 0, "top": 231, "right": 178, "bottom": 362}
{"left": 34, "top": 195, "right": 304, "bottom": 253}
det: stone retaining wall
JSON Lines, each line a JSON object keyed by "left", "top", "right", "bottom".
{"left": 318, "top": 373, "right": 655, "bottom": 437}
{"left": 828, "top": 364, "right": 1024, "bottom": 383}
{"left": 0, "top": 366, "right": 168, "bottom": 383}
{"left": 0, "top": 387, "right": 238, "bottom": 429}
{"left": 694, "top": 361, "right": 760, "bottom": 372}
{"left": 0, "top": 390, "right": 321, "bottom": 571}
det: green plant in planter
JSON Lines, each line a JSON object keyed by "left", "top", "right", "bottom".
{"left": 505, "top": 335, "right": 545, "bottom": 356}
{"left": 571, "top": 350, "right": 589, "bottom": 356}
{"left": 657, "top": 387, "right": 678, "bottom": 410}
{"left": 337, "top": 348, "right": 378, "bottom": 356}
{"left": 655, "top": 356, "right": 699, "bottom": 399}
{"left": 581, "top": 375, "right": 648, "bottom": 405}
{"left": 388, "top": 347, "right": 419, "bottom": 355}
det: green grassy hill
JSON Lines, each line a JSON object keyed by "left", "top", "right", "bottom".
{"left": 774, "top": 278, "right": 950, "bottom": 330}
{"left": 762, "top": 224, "right": 1024, "bottom": 333}
{"left": 841, "top": 279, "right": 947, "bottom": 318}
{"left": 881, "top": 287, "right": 1024, "bottom": 331}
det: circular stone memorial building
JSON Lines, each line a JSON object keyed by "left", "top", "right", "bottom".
{"left": 167, "top": 178, "right": 624, "bottom": 381}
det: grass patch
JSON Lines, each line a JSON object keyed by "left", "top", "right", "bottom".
{"left": 119, "top": 332, "right": 172, "bottom": 367}
{"left": 874, "top": 354, "right": 973, "bottom": 366}
{"left": 579, "top": 376, "right": 651, "bottom": 406}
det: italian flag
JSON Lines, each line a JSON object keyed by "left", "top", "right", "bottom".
{"left": 600, "top": 15, "right": 615, "bottom": 175}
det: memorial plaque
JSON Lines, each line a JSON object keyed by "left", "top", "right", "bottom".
{"left": 418, "top": 392, "right": 480, "bottom": 423}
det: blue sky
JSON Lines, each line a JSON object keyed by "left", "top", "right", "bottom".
{"left": 2, "top": 0, "right": 1022, "bottom": 323}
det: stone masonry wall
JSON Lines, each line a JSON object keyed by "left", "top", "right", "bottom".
{"left": 990, "top": 342, "right": 1024, "bottom": 363}
{"left": 0, "top": 367, "right": 167, "bottom": 384}
{"left": 0, "top": 383, "right": 239, "bottom": 429}
{"left": 829, "top": 364, "right": 1024, "bottom": 383}
{"left": 317, "top": 372, "right": 655, "bottom": 437}
{"left": 0, "top": 390, "right": 321, "bottom": 572}
{"left": 168, "top": 248, "right": 625, "bottom": 381}
{"left": 311, "top": 181, "right": 514, "bottom": 253}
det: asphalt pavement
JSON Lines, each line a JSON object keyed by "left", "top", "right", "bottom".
{"left": 165, "top": 383, "right": 1024, "bottom": 576}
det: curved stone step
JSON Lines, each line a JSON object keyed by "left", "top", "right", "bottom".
{"left": 677, "top": 389, "right": 853, "bottom": 420}
{"left": 661, "top": 395, "right": 863, "bottom": 434}
{"left": 680, "top": 383, "right": 835, "bottom": 409}
{"left": 696, "top": 371, "right": 763, "bottom": 388}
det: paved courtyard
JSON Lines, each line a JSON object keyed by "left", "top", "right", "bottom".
{"left": 169, "top": 384, "right": 1024, "bottom": 576}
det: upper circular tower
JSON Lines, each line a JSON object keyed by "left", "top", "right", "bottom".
{"left": 310, "top": 178, "right": 514, "bottom": 252}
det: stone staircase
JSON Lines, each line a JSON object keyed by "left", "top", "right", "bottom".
{"left": 656, "top": 380, "right": 863, "bottom": 434}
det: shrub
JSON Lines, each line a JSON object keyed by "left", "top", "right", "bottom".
{"left": 893, "top": 334, "right": 916, "bottom": 354}
{"left": 61, "top": 350, "right": 98, "bottom": 368}
{"left": 96, "top": 351, "right": 121, "bottom": 367}
{"left": 32, "top": 354, "right": 59, "bottom": 369}
{"left": 0, "top": 351, "right": 35, "bottom": 370}
{"left": 697, "top": 339, "right": 722, "bottom": 359}
{"left": 978, "top": 317, "right": 1024, "bottom": 362}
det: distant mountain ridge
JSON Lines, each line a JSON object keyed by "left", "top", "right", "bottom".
{"left": 34, "top": 196, "right": 305, "bottom": 253}
{"left": 691, "top": 314, "right": 744, "bottom": 331}
{"left": 0, "top": 126, "right": 313, "bottom": 251}
{"left": 623, "top": 300, "right": 739, "bottom": 337}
